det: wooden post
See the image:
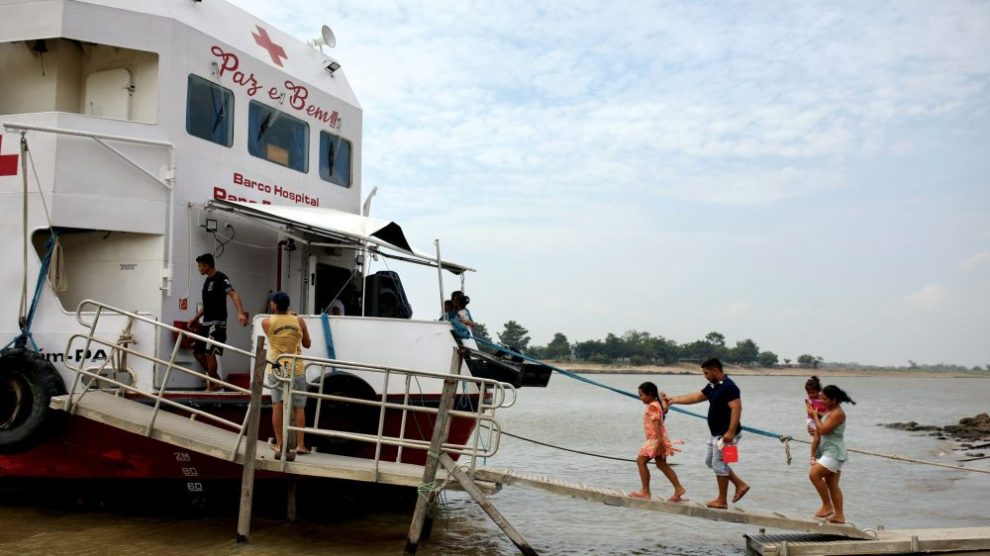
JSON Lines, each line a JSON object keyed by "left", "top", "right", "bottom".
{"left": 404, "top": 364, "right": 459, "bottom": 556}
{"left": 439, "top": 453, "right": 538, "bottom": 556}
{"left": 287, "top": 477, "right": 298, "bottom": 522}
{"left": 236, "top": 337, "right": 267, "bottom": 544}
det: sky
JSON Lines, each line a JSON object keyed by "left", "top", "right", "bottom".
{"left": 230, "top": 0, "right": 990, "bottom": 368}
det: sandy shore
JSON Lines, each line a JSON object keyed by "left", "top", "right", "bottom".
{"left": 546, "top": 361, "right": 988, "bottom": 379}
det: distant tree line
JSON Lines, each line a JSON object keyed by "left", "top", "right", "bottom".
{"left": 466, "top": 320, "right": 988, "bottom": 371}
{"left": 475, "top": 320, "right": 829, "bottom": 368}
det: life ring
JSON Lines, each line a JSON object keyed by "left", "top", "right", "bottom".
{"left": 0, "top": 348, "right": 66, "bottom": 454}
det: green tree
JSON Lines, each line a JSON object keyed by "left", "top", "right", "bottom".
{"left": 472, "top": 323, "right": 491, "bottom": 342}
{"left": 544, "top": 332, "right": 572, "bottom": 360}
{"left": 797, "top": 354, "right": 822, "bottom": 369}
{"left": 498, "top": 320, "right": 531, "bottom": 351}
{"left": 623, "top": 330, "right": 653, "bottom": 360}
{"left": 705, "top": 331, "right": 726, "bottom": 347}
{"left": 757, "top": 351, "right": 778, "bottom": 367}
{"left": 731, "top": 339, "right": 760, "bottom": 364}
{"left": 573, "top": 339, "right": 605, "bottom": 361}
{"left": 651, "top": 335, "right": 679, "bottom": 365}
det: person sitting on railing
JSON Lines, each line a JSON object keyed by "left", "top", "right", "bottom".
{"left": 262, "top": 291, "right": 312, "bottom": 456}
{"left": 447, "top": 293, "right": 472, "bottom": 339}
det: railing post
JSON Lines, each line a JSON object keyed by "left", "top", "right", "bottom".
{"left": 236, "top": 337, "right": 267, "bottom": 544}
{"left": 404, "top": 351, "right": 460, "bottom": 556}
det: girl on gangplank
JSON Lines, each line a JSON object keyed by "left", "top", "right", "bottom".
{"left": 629, "top": 381, "right": 687, "bottom": 502}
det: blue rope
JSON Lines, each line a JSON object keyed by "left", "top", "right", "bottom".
{"left": 474, "top": 338, "right": 790, "bottom": 442}
{"left": 5, "top": 234, "right": 57, "bottom": 352}
{"left": 320, "top": 312, "right": 336, "bottom": 360}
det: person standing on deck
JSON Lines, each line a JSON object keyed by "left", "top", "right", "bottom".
{"left": 663, "top": 357, "right": 750, "bottom": 509}
{"left": 187, "top": 253, "right": 248, "bottom": 391}
{"left": 263, "top": 292, "right": 312, "bottom": 455}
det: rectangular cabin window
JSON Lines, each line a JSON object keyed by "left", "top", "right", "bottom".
{"left": 186, "top": 74, "right": 234, "bottom": 147}
{"left": 248, "top": 101, "right": 309, "bottom": 173}
{"left": 319, "top": 131, "right": 352, "bottom": 187}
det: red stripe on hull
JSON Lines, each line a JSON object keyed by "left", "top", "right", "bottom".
{"left": 0, "top": 394, "right": 479, "bottom": 479}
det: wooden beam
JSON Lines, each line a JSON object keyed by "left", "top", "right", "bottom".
{"left": 236, "top": 337, "right": 267, "bottom": 543}
{"left": 403, "top": 373, "right": 458, "bottom": 555}
{"left": 440, "top": 453, "right": 537, "bottom": 556}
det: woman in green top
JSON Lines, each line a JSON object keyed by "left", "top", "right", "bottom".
{"left": 806, "top": 384, "right": 855, "bottom": 524}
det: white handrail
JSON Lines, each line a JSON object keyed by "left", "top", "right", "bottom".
{"left": 269, "top": 352, "right": 514, "bottom": 472}
{"left": 63, "top": 300, "right": 514, "bottom": 472}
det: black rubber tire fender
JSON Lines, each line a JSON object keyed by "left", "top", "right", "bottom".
{"left": 305, "top": 372, "right": 377, "bottom": 456}
{"left": 0, "top": 348, "right": 67, "bottom": 454}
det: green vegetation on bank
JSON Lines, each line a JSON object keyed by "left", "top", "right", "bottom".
{"left": 474, "top": 321, "right": 987, "bottom": 373}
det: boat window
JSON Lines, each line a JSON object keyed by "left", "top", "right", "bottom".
{"left": 185, "top": 74, "right": 234, "bottom": 147}
{"left": 248, "top": 101, "right": 309, "bottom": 173}
{"left": 319, "top": 131, "right": 352, "bottom": 187}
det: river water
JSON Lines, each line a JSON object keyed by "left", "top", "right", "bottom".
{"left": 0, "top": 374, "right": 987, "bottom": 555}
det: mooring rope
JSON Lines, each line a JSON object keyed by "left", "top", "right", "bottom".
{"left": 473, "top": 339, "right": 789, "bottom": 442}
{"left": 473, "top": 339, "right": 990, "bottom": 475}
{"left": 785, "top": 436, "right": 990, "bottom": 475}
{"left": 502, "top": 430, "right": 637, "bottom": 463}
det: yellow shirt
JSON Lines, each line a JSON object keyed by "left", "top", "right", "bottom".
{"left": 266, "top": 313, "right": 304, "bottom": 376}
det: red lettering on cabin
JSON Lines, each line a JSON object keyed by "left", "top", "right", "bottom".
{"left": 214, "top": 186, "right": 272, "bottom": 205}
{"left": 230, "top": 172, "right": 319, "bottom": 207}
{"left": 208, "top": 46, "right": 341, "bottom": 130}
{"left": 211, "top": 46, "right": 239, "bottom": 76}
{"left": 251, "top": 26, "right": 287, "bottom": 67}
{"left": 284, "top": 81, "right": 308, "bottom": 110}
{"left": 0, "top": 136, "right": 19, "bottom": 176}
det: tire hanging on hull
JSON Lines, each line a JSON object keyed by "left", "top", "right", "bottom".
{"left": 0, "top": 348, "right": 66, "bottom": 454}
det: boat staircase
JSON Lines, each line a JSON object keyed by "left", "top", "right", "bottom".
{"left": 52, "top": 301, "right": 514, "bottom": 487}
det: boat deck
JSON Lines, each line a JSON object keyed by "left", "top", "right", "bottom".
{"left": 50, "top": 391, "right": 457, "bottom": 487}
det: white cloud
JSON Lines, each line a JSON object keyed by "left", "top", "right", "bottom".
{"left": 960, "top": 251, "right": 990, "bottom": 271}
{"left": 901, "top": 284, "right": 950, "bottom": 314}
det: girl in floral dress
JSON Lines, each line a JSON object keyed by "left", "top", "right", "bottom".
{"left": 629, "top": 382, "right": 687, "bottom": 502}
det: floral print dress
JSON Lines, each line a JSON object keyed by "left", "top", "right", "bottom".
{"left": 638, "top": 401, "right": 679, "bottom": 458}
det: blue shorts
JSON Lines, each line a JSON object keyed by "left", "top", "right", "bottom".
{"left": 266, "top": 374, "right": 308, "bottom": 409}
{"left": 705, "top": 435, "right": 740, "bottom": 476}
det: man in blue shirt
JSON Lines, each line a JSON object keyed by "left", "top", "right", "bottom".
{"left": 664, "top": 357, "right": 750, "bottom": 509}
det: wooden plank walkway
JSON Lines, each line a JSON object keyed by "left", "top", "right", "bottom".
{"left": 745, "top": 527, "right": 990, "bottom": 555}
{"left": 472, "top": 466, "right": 874, "bottom": 539}
{"left": 49, "top": 392, "right": 458, "bottom": 487}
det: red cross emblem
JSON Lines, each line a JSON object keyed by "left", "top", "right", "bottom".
{"left": 0, "top": 135, "right": 18, "bottom": 177}
{"left": 252, "top": 25, "right": 287, "bottom": 67}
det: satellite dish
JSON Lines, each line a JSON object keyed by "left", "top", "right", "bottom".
{"left": 321, "top": 25, "right": 336, "bottom": 48}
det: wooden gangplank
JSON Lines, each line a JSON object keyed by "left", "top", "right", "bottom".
{"left": 745, "top": 527, "right": 990, "bottom": 555}
{"left": 473, "top": 466, "right": 874, "bottom": 540}
{"left": 49, "top": 391, "right": 459, "bottom": 487}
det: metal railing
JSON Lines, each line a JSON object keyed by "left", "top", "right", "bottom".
{"left": 268, "top": 352, "right": 516, "bottom": 477}
{"left": 63, "top": 300, "right": 259, "bottom": 459}
{"left": 60, "top": 300, "right": 514, "bottom": 474}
